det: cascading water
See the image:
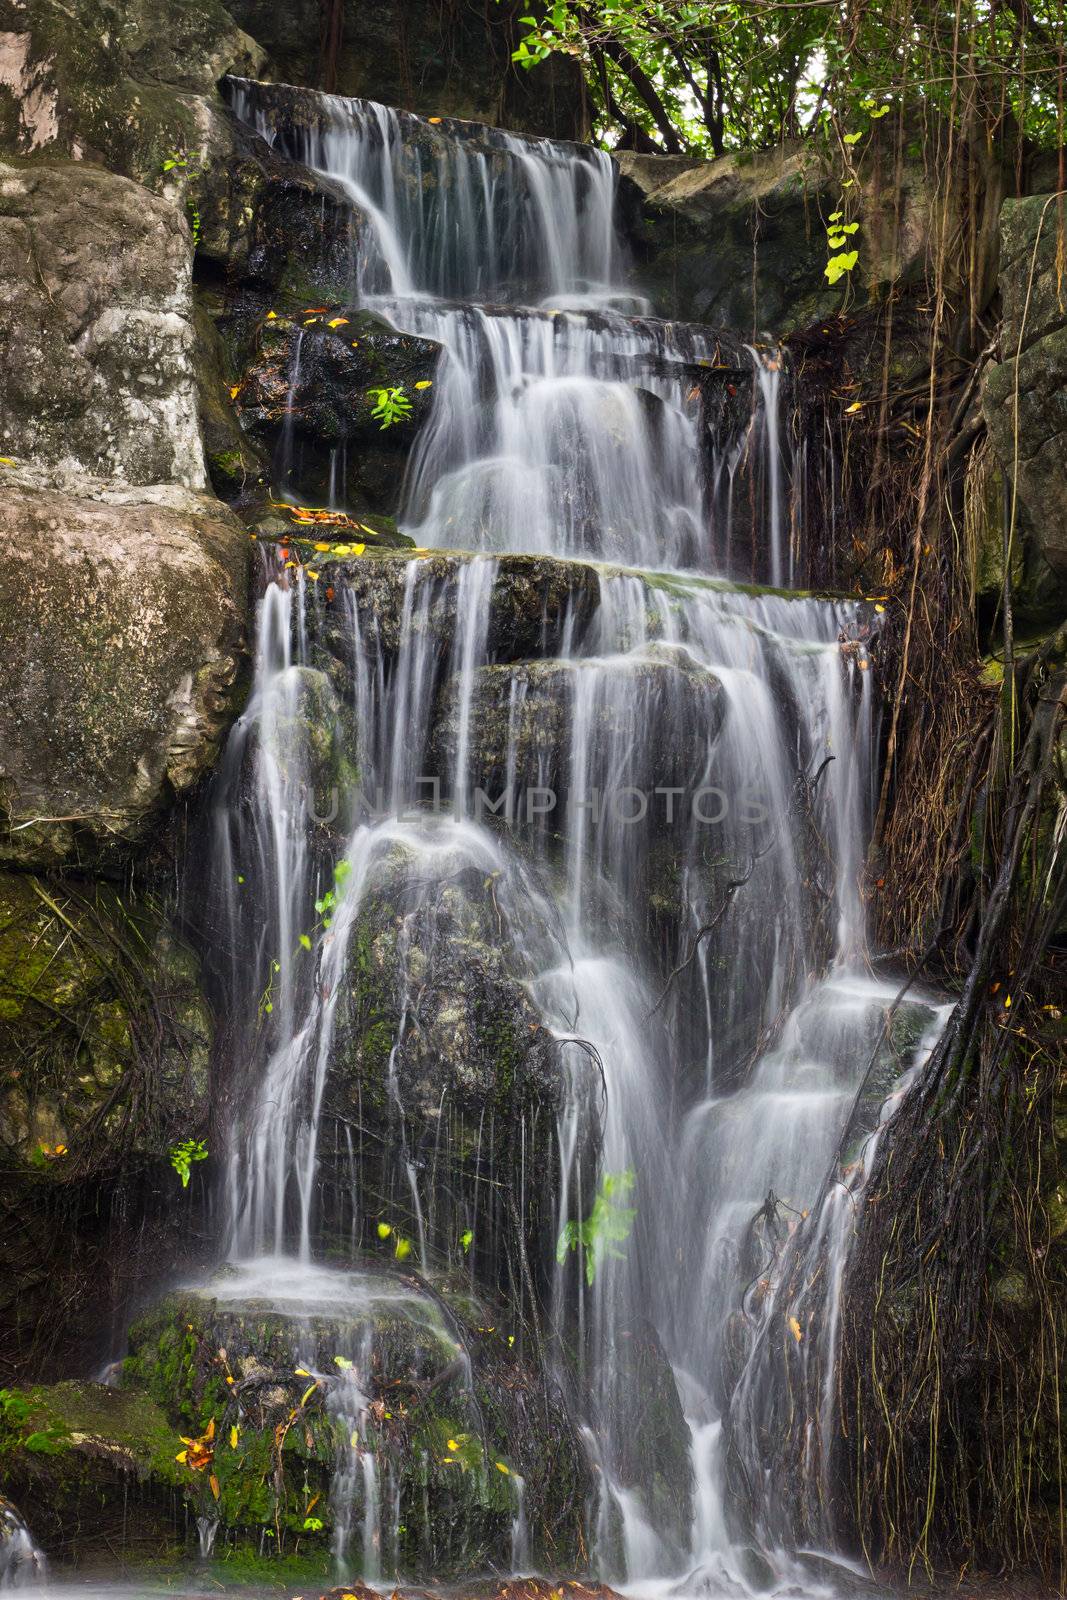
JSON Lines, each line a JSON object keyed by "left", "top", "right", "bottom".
{"left": 205, "top": 79, "right": 952, "bottom": 1589}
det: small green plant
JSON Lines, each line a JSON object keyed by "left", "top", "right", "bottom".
{"left": 161, "top": 150, "right": 204, "bottom": 248}
{"left": 367, "top": 386, "right": 413, "bottom": 429}
{"left": 557, "top": 1168, "right": 637, "bottom": 1285}
{"left": 259, "top": 957, "right": 281, "bottom": 1016}
{"left": 297, "top": 858, "right": 352, "bottom": 954}
{"left": 169, "top": 1138, "right": 208, "bottom": 1188}
{"left": 824, "top": 208, "right": 859, "bottom": 286}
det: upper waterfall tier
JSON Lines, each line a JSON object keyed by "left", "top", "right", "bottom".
{"left": 225, "top": 77, "right": 630, "bottom": 310}
{"left": 226, "top": 77, "right": 793, "bottom": 580}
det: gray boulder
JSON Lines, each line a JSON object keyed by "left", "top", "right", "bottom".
{"left": 0, "top": 476, "right": 249, "bottom": 867}
{"left": 0, "top": 158, "right": 205, "bottom": 487}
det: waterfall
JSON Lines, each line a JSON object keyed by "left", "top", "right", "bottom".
{"left": 207, "top": 80, "right": 952, "bottom": 1585}
{"left": 0, "top": 1498, "right": 44, "bottom": 1590}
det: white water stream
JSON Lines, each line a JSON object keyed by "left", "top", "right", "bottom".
{"left": 194, "top": 82, "right": 954, "bottom": 1591}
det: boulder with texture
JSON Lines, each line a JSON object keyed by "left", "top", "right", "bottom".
{"left": 0, "top": 477, "right": 249, "bottom": 868}
{"left": 0, "top": 159, "right": 205, "bottom": 487}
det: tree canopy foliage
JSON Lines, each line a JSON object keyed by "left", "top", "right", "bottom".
{"left": 511, "top": 1, "right": 1066, "bottom": 157}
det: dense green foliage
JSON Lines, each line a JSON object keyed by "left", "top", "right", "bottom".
{"left": 512, "top": 1, "right": 1065, "bottom": 155}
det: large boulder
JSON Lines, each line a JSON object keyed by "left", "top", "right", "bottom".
{"left": 0, "top": 159, "right": 205, "bottom": 487}
{"left": 322, "top": 824, "right": 579, "bottom": 1296}
{"left": 0, "top": 477, "right": 249, "bottom": 868}
{"left": 982, "top": 193, "right": 1067, "bottom": 617}
{"left": 0, "top": 0, "right": 263, "bottom": 181}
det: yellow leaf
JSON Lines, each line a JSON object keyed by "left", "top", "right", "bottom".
{"left": 395, "top": 1237, "right": 412, "bottom": 1260}
{"left": 874, "top": 603, "right": 885, "bottom": 613}
{"left": 229, "top": 1425, "right": 239, "bottom": 1449}
{"left": 377, "top": 1222, "right": 392, "bottom": 1239}
{"left": 327, "top": 317, "right": 349, "bottom": 328}
{"left": 350, "top": 1430, "right": 359, "bottom": 1448}
{"left": 447, "top": 1438, "right": 460, "bottom": 1452}
{"left": 414, "top": 379, "right": 432, "bottom": 390}
{"left": 175, "top": 1450, "right": 188, "bottom": 1463}
{"left": 229, "top": 384, "right": 240, "bottom": 399}
{"left": 1004, "top": 994, "right": 1012, "bottom": 1009}
{"left": 203, "top": 1419, "right": 215, "bottom": 1442}
{"left": 314, "top": 541, "right": 330, "bottom": 551}
{"left": 266, "top": 310, "right": 277, "bottom": 320}
{"left": 306, "top": 569, "right": 319, "bottom": 580}
{"left": 300, "top": 1382, "right": 319, "bottom": 1407}
{"left": 0, "top": 456, "right": 15, "bottom": 465}
{"left": 495, "top": 1460, "right": 510, "bottom": 1474}
{"left": 428, "top": 116, "right": 442, "bottom": 124}
{"left": 209, "top": 1474, "right": 220, "bottom": 1500}
{"left": 844, "top": 401, "right": 863, "bottom": 414}
{"left": 789, "top": 1316, "right": 803, "bottom": 1343}
{"left": 295, "top": 1368, "right": 311, "bottom": 1377}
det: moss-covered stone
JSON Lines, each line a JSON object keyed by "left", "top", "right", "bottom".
{"left": 117, "top": 1266, "right": 589, "bottom": 1577}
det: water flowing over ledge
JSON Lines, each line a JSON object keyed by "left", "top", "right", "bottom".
{"left": 4, "top": 74, "right": 956, "bottom": 1599}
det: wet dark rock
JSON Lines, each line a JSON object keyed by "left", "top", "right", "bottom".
{"left": 0, "top": 477, "right": 249, "bottom": 869}
{"left": 218, "top": 7, "right": 586, "bottom": 140}
{"left": 982, "top": 193, "right": 1067, "bottom": 620}
{"left": 434, "top": 648, "right": 725, "bottom": 802}
{"left": 0, "top": 873, "right": 213, "bottom": 1378}
{"left": 234, "top": 308, "right": 441, "bottom": 513}
{"left": 321, "top": 552, "right": 602, "bottom": 667}
{"left": 600, "top": 1318, "right": 693, "bottom": 1560}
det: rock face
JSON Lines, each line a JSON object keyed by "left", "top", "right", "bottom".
{"left": 0, "top": 0, "right": 264, "bottom": 182}
{"left": 618, "top": 137, "right": 938, "bottom": 334}
{"left": 982, "top": 193, "right": 1067, "bottom": 614}
{"left": 0, "top": 872, "right": 214, "bottom": 1379}
{"left": 0, "top": 159, "right": 205, "bottom": 487}
{"left": 109, "top": 1269, "right": 589, "bottom": 1574}
{"left": 222, "top": 0, "right": 586, "bottom": 140}
{"left": 235, "top": 309, "right": 442, "bottom": 514}
{"left": 0, "top": 479, "right": 249, "bottom": 868}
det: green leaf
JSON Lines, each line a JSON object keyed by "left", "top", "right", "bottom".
{"left": 299, "top": 933, "right": 312, "bottom": 951}
{"left": 824, "top": 249, "right": 859, "bottom": 284}
{"left": 843, "top": 131, "right": 863, "bottom": 145}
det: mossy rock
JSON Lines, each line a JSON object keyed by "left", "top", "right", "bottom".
{"left": 322, "top": 827, "right": 588, "bottom": 1296}
{"left": 122, "top": 1264, "right": 589, "bottom": 1577}
{"left": 0, "top": 1380, "right": 188, "bottom": 1566}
